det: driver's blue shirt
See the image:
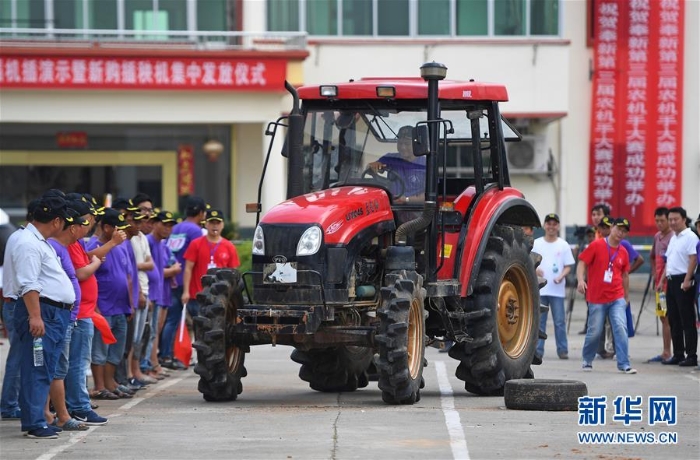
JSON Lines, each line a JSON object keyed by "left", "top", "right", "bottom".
{"left": 377, "top": 153, "right": 426, "bottom": 198}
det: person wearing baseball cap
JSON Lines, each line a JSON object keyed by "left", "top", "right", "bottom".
{"left": 181, "top": 209, "right": 239, "bottom": 324}
{"left": 161, "top": 197, "right": 208, "bottom": 370}
{"left": 46, "top": 206, "right": 93, "bottom": 431}
{"left": 534, "top": 211, "right": 575, "bottom": 360}
{"left": 2, "top": 193, "right": 75, "bottom": 438}
{"left": 85, "top": 207, "right": 135, "bottom": 400}
{"left": 144, "top": 210, "right": 182, "bottom": 377}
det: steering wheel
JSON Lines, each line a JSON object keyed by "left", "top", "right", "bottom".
{"left": 361, "top": 164, "right": 406, "bottom": 199}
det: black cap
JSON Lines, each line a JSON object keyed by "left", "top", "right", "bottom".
{"left": 33, "top": 196, "right": 69, "bottom": 221}
{"left": 544, "top": 213, "right": 560, "bottom": 223}
{"left": 185, "top": 196, "right": 207, "bottom": 214}
{"left": 112, "top": 197, "right": 139, "bottom": 212}
{"left": 78, "top": 193, "right": 104, "bottom": 215}
{"left": 206, "top": 209, "right": 225, "bottom": 222}
{"left": 598, "top": 216, "right": 613, "bottom": 228}
{"left": 614, "top": 217, "right": 631, "bottom": 231}
{"left": 586, "top": 225, "right": 596, "bottom": 234}
{"left": 101, "top": 208, "right": 131, "bottom": 229}
{"left": 66, "top": 199, "right": 92, "bottom": 218}
{"left": 64, "top": 207, "right": 90, "bottom": 227}
{"left": 42, "top": 189, "right": 66, "bottom": 199}
{"left": 153, "top": 210, "right": 176, "bottom": 224}
{"left": 132, "top": 212, "right": 148, "bottom": 221}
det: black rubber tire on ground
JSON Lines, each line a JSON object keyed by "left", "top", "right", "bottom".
{"left": 291, "top": 346, "right": 373, "bottom": 392}
{"left": 504, "top": 379, "right": 588, "bottom": 411}
{"left": 449, "top": 224, "right": 540, "bottom": 396}
{"left": 192, "top": 268, "right": 248, "bottom": 402}
{"left": 376, "top": 270, "right": 426, "bottom": 405}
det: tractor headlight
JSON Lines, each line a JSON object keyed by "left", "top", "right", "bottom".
{"left": 296, "top": 226, "right": 322, "bottom": 256}
{"left": 252, "top": 225, "right": 265, "bottom": 256}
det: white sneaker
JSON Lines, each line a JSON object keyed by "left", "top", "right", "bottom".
{"left": 620, "top": 367, "right": 637, "bottom": 374}
{"left": 582, "top": 364, "right": 593, "bottom": 372}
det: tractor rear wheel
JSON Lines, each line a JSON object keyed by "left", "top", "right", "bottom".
{"left": 193, "top": 268, "right": 248, "bottom": 402}
{"left": 291, "top": 346, "right": 373, "bottom": 392}
{"left": 450, "top": 225, "right": 540, "bottom": 396}
{"left": 376, "top": 271, "right": 426, "bottom": 405}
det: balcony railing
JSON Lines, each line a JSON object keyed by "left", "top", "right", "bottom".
{"left": 0, "top": 28, "right": 308, "bottom": 51}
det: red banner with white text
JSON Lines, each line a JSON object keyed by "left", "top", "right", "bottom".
{"left": 0, "top": 56, "right": 286, "bottom": 91}
{"left": 589, "top": 0, "right": 684, "bottom": 236}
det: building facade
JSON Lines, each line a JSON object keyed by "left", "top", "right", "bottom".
{"left": 1, "top": 0, "right": 698, "bottom": 235}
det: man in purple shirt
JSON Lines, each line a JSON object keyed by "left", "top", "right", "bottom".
{"left": 47, "top": 207, "right": 91, "bottom": 430}
{"left": 85, "top": 208, "right": 134, "bottom": 399}
{"left": 162, "top": 197, "right": 206, "bottom": 369}
{"left": 143, "top": 211, "right": 181, "bottom": 378}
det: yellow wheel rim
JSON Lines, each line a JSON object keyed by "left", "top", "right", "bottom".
{"left": 407, "top": 296, "right": 424, "bottom": 380}
{"left": 497, "top": 264, "right": 533, "bottom": 359}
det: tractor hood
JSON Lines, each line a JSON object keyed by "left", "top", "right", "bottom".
{"left": 260, "top": 186, "right": 395, "bottom": 245}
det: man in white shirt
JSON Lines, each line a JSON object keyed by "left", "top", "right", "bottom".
{"left": 662, "top": 207, "right": 699, "bottom": 367}
{"left": 534, "top": 213, "right": 576, "bottom": 360}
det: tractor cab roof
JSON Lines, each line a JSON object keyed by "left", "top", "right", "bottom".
{"left": 297, "top": 77, "right": 509, "bottom": 102}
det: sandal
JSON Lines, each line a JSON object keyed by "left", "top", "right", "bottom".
{"left": 111, "top": 388, "right": 133, "bottom": 399}
{"left": 92, "top": 389, "right": 119, "bottom": 400}
{"left": 57, "top": 418, "right": 89, "bottom": 431}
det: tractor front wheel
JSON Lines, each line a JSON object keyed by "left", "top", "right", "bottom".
{"left": 376, "top": 271, "right": 426, "bottom": 405}
{"left": 193, "top": 269, "right": 248, "bottom": 402}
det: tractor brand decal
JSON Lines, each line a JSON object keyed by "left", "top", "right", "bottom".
{"left": 326, "top": 220, "right": 343, "bottom": 235}
{"left": 440, "top": 244, "right": 453, "bottom": 259}
{"left": 462, "top": 90, "right": 472, "bottom": 98}
{"left": 346, "top": 207, "right": 364, "bottom": 221}
{"left": 272, "top": 255, "right": 287, "bottom": 264}
{"left": 365, "top": 199, "right": 380, "bottom": 215}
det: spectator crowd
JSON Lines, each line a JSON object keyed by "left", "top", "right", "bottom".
{"left": 0, "top": 190, "right": 238, "bottom": 439}
{"left": 535, "top": 203, "right": 700, "bottom": 376}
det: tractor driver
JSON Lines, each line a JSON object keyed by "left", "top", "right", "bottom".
{"left": 368, "top": 125, "right": 426, "bottom": 204}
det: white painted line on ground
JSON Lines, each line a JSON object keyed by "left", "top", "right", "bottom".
{"left": 683, "top": 374, "right": 700, "bottom": 384}
{"left": 435, "top": 360, "right": 470, "bottom": 460}
{"left": 35, "top": 375, "right": 188, "bottom": 460}
{"left": 35, "top": 426, "right": 98, "bottom": 460}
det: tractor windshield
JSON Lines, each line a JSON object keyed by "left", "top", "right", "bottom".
{"left": 300, "top": 102, "right": 519, "bottom": 199}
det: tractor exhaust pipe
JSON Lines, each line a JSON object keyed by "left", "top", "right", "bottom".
{"left": 285, "top": 81, "right": 305, "bottom": 199}
{"left": 395, "top": 201, "right": 436, "bottom": 246}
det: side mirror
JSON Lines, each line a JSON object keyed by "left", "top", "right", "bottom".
{"left": 412, "top": 125, "right": 430, "bottom": 156}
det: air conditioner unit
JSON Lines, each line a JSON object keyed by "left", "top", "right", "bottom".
{"left": 505, "top": 135, "right": 549, "bottom": 174}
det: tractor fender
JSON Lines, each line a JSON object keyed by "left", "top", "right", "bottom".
{"left": 457, "top": 188, "right": 540, "bottom": 297}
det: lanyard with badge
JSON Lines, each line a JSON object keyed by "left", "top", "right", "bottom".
{"left": 604, "top": 238, "right": 619, "bottom": 284}
{"left": 208, "top": 241, "right": 222, "bottom": 269}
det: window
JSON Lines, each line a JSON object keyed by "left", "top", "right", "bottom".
{"left": 307, "top": 0, "right": 337, "bottom": 36}
{"left": 456, "top": 0, "right": 488, "bottom": 36}
{"left": 418, "top": 0, "right": 450, "bottom": 36}
{"left": 268, "top": 0, "right": 299, "bottom": 32}
{"left": 197, "top": 0, "right": 227, "bottom": 31}
{"left": 268, "top": 0, "right": 559, "bottom": 37}
{"left": 494, "top": 0, "right": 525, "bottom": 36}
{"left": 88, "top": 0, "right": 117, "bottom": 30}
{"left": 54, "top": 0, "right": 85, "bottom": 29}
{"left": 342, "top": 0, "right": 372, "bottom": 36}
{"left": 530, "top": 0, "right": 558, "bottom": 35}
{"left": 16, "top": 0, "right": 45, "bottom": 28}
{"left": 378, "top": 0, "right": 408, "bottom": 36}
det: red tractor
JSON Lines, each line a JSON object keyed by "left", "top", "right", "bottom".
{"left": 193, "top": 62, "right": 544, "bottom": 404}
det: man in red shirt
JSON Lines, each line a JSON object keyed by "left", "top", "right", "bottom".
{"left": 181, "top": 209, "right": 240, "bottom": 318}
{"left": 576, "top": 218, "right": 636, "bottom": 374}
